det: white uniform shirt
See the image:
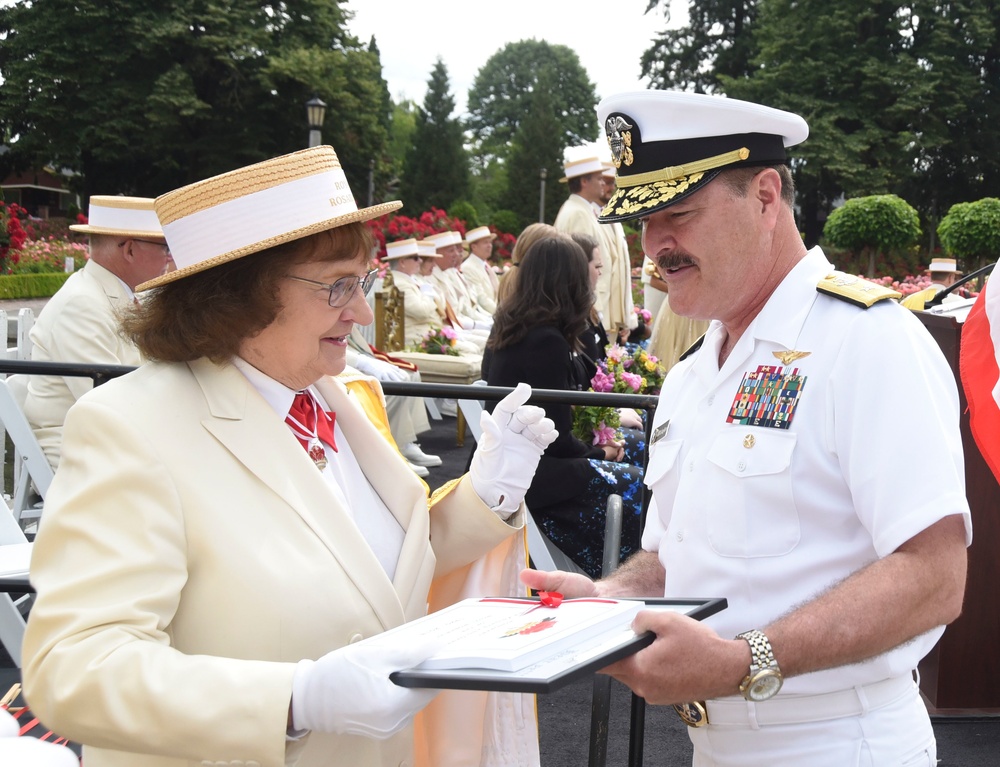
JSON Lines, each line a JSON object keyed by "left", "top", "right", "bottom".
{"left": 641, "top": 247, "right": 972, "bottom": 695}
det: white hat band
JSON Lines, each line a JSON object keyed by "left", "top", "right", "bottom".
{"left": 89, "top": 205, "right": 162, "bottom": 235}
{"left": 163, "top": 168, "right": 357, "bottom": 271}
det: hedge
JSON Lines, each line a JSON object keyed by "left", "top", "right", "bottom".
{"left": 0, "top": 272, "right": 71, "bottom": 299}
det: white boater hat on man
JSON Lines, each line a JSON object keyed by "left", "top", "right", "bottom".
{"left": 138, "top": 145, "right": 401, "bottom": 290}
{"left": 384, "top": 238, "right": 420, "bottom": 260}
{"left": 597, "top": 91, "right": 809, "bottom": 222}
{"left": 465, "top": 226, "right": 496, "bottom": 244}
{"left": 559, "top": 156, "right": 606, "bottom": 183}
{"left": 69, "top": 196, "right": 165, "bottom": 240}
{"left": 423, "top": 231, "right": 462, "bottom": 251}
{"left": 417, "top": 240, "right": 441, "bottom": 258}
{"left": 928, "top": 257, "right": 961, "bottom": 275}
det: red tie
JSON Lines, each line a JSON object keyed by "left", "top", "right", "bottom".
{"left": 285, "top": 391, "right": 337, "bottom": 467}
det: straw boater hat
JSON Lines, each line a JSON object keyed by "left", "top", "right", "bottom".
{"left": 137, "top": 145, "right": 401, "bottom": 291}
{"left": 465, "top": 226, "right": 496, "bottom": 244}
{"left": 928, "top": 257, "right": 961, "bottom": 275}
{"left": 423, "top": 231, "right": 463, "bottom": 251}
{"left": 417, "top": 240, "right": 441, "bottom": 259}
{"left": 69, "top": 196, "right": 166, "bottom": 240}
{"left": 384, "top": 238, "right": 420, "bottom": 260}
{"left": 559, "top": 156, "right": 606, "bottom": 183}
{"left": 596, "top": 91, "right": 809, "bottom": 223}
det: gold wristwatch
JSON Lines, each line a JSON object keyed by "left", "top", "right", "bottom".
{"left": 736, "top": 629, "right": 783, "bottom": 702}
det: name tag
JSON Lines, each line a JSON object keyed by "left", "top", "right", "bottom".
{"left": 651, "top": 420, "right": 670, "bottom": 445}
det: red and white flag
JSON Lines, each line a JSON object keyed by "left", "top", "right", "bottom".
{"left": 960, "top": 260, "right": 1000, "bottom": 483}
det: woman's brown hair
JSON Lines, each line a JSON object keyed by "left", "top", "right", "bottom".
{"left": 489, "top": 235, "right": 592, "bottom": 353}
{"left": 122, "top": 222, "right": 373, "bottom": 362}
{"left": 495, "top": 222, "right": 558, "bottom": 307}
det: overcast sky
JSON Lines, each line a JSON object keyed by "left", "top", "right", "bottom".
{"left": 347, "top": 0, "right": 688, "bottom": 160}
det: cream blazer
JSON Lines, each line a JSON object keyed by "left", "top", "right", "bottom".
{"left": 392, "top": 270, "right": 445, "bottom": 346}
{"left": 23, "top": 260, "right": 143, "bottom": 469}
{"left": 597, "top": 220, "right": 637, "bottom": 334}
{"left": 460, "top": 255, "right": 498, "bottom": 315}
{"left": 22, "top": 357, "right": 522, "bottom": 767}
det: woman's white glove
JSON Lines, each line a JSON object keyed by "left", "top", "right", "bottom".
{"left": 353, "top": 354, "right": 410, "bottom": 382}
{"left": 291, "top": 638, "right": 441, "bottom": 738}
{"left": 469, "top": 382, "right": 557, "bottom": 518}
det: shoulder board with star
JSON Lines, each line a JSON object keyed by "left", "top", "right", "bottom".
{"left": 678, "top": 334, "right": 706, "bottom": 362}
{"left": 816, "top": 272, "right": 902, "bottom": 309}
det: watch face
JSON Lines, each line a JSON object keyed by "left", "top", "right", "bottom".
{"left": 748, "top": 670, "right": 783, "bottom": 701}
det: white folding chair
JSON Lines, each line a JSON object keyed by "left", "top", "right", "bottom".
{"left": 0, "top": 489, "right": 32, "bottom": 668}
{"left": 0, "top": 375, "right": 54, "bottom": 530}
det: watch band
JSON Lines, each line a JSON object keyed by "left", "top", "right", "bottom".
{"left": 736, "top": 629, "right": 778, "bottom": 672}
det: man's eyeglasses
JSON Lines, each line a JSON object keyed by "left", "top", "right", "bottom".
{"left": 286, "top": 268, "right": 379, "bottom": 308}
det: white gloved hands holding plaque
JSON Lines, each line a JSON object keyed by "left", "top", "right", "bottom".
{"left": 291, "top": 637, "right": 441, "bottom": 738}
{"left": 470, "top": 382, "right": 557, "bottom": 518}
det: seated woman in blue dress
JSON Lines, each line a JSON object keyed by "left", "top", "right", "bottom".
{"left": 482, "top": 235, "right": 644, "bottom": 577}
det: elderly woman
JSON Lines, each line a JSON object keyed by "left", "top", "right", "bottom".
{"left": 21, "top": 146, "right": 555, "bottom": 767}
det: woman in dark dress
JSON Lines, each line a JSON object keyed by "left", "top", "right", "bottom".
{"left": 482, "top": 235, "right": 644, "bottom": 577}
{"left": 570, "top": 232, "right": 646, "bottom": 467}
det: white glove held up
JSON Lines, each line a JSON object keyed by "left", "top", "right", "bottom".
{"left": 291, "top": 637, "right": 441, "bottom": 738}
{"left": 469, "top": 382, "right": 558, "bottom": 518}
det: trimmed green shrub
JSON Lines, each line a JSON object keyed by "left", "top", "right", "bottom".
{"left": 0, "top": 272, "right": 71, "bottom": 299}
{"left": 823, "top": 195, "right": 921, "bottom": 277}
{"left": 937, "top": 198, "right": 1000, "bottom": 272}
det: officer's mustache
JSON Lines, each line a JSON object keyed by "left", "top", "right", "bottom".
{"left": 654, "top": 253, "right": 696, "bottom": 272}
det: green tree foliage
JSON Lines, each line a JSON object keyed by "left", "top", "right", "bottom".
{"left": 937, "top": 198, "right": 1000, "bottom": 272}
{"left": 387, "top": 100, "right": 418, "bottom": 180}
{"left": 823, "top": 195, "right": 921, "bottom": 276}
{"left": 399, "top": 59, "right": 470, "bottom": 215}
{"left": 640, "top": 0, "right": 758, "bottom": 92}
{"left": 896, "top": 1, "right": 1000, "bottom": 244}
{"left": 722, "top": 0, "right": 999, "bottom": 248}
{"left": 466, "top": 40, "right": 598, "bottom": 167}
{"left": 0, "top": 0, "right": 391, "bottom": 200}
{"left": 448, "top": 200, "right": 479, "bottom": 228}
{"left": 500, "top": 70, "right": 567, "bottom": 230}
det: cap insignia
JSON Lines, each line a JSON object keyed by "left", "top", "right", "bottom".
{"left": 606, "top": 116, "right": 635, "bottom": 169}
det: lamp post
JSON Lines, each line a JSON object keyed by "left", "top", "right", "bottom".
{"left": 306, "top": 95, "right": 327, "bottom": 148}
{"left": 538, "top": 167, "right": 547, "bottom": 223}
{"left": 367, "top": 158, "right": 375, "bottom": 207}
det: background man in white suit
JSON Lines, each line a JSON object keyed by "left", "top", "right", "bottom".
{"left": 554, "top": 156, "right": 635, "bottom": 341}
{"left": 23, "top": 195, "right": 171, "bottom": 469}
{"left": 462, "top": 226, "right": 499, "bottom": 314}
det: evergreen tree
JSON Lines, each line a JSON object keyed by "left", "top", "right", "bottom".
{"left": 399, "top": 59, "right": 470, "bottom": 215}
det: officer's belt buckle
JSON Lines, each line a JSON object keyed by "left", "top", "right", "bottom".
{"left": 673, "top": 701, "right": 709, "bottom": 727}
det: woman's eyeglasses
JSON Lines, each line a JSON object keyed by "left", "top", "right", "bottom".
{"left": 286, "top": 268, "right": 379, "bottom": 308}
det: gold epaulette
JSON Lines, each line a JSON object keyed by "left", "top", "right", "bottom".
{"left": 816, "top": 272, "right": 902, "bottom": 309}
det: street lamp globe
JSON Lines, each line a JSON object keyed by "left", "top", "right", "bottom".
{"left": 306, "top": 96, "right": 327, "bottom": 147}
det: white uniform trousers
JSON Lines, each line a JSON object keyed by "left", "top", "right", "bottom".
{"left": 688, "top": 676, "right": 934, "bottom": 767}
